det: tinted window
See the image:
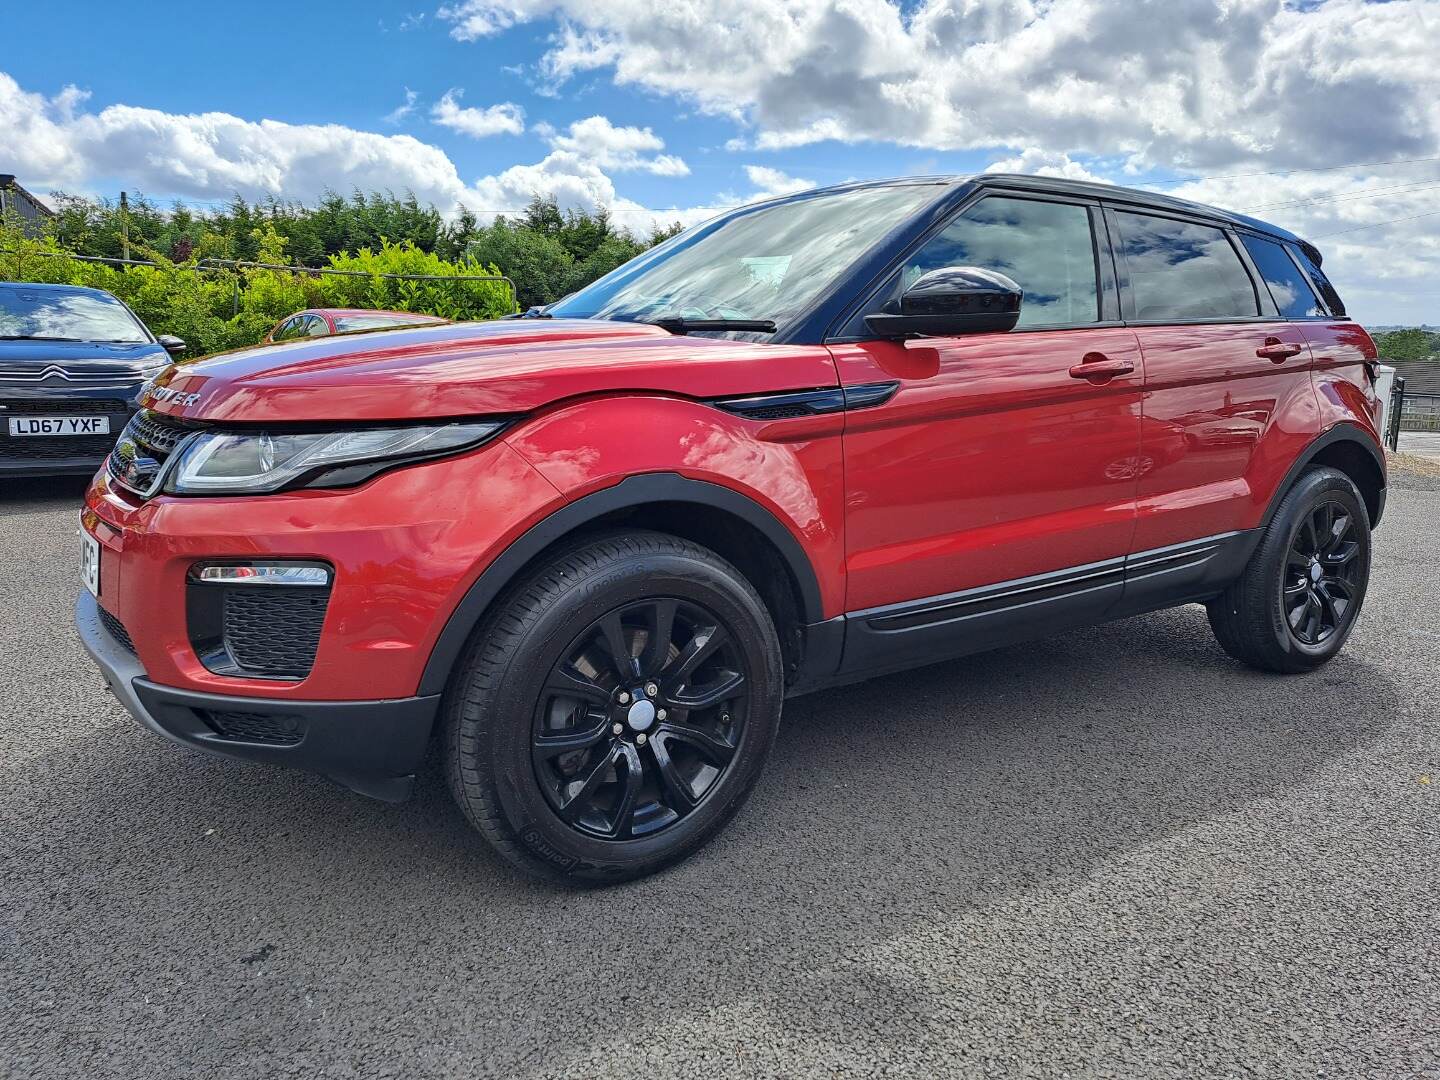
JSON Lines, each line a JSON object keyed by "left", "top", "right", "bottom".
{"left": 1289, "top": 243, "right": 1344, "bottom": 316}
{"left": 304, "top": 315, "right": 329, "bottom": 337}
{"left": 0, "top": 287, "right": 149, "bottom": 343}
{"left": 272, "top": 317, "right": 303, "bottom": 341}
{"left": 1240, "top": 234, "right": 1324, "bottom": 318}
{"left": 898, "top": 197, "right": 1098, "bottom": 327}
{"left": 1114, "top": 212, "right": 1257, "bottom": 322}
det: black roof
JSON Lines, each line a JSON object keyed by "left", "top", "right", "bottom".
{"left": 972, "top": 173, "right": 1308, "bottom": 250}
{"left": 761, "top": 172, "right": 1318, "bottom": 263}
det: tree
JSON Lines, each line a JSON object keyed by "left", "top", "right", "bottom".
{"left": 466, "top": 219, "right": 575, "bottom": 310}
{"left": 1373, "top": 328, "right": 1439, "bottom": 361}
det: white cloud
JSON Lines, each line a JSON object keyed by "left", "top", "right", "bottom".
{"left": 384, "top": 88, "right": 419, "bottom": 124}
{"left": 984, "top": 149, "right": 1108, "bottom": 183}
{"left": 743, "top": 165, "right": 813, "bottom": 197}
{"left": 436, "top": 0, "right": 1440, "bottom": 174}
{"left": 544, "top": 115, "right": 688, "bottom": 176}
{"left": 430, "top": 89, "right": 525, "bottom": 138}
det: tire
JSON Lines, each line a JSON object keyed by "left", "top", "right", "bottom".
{"left": 443, "top": 530, "right": 784, "bottom": 885}
{"left": 1206, "top": 466, "right": 1372, "bottom": 673}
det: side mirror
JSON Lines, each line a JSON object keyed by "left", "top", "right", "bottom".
{"left": 157, "top": 334, "right": 187, "bottom": 357}
{"left": 865, "top": 266, "right": 1022, "bottom": 339}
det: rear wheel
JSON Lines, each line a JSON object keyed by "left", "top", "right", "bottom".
{"left": 443, "top": 531, "right": 783, "bottom": 884}
{"left": 1207, "top": 467, "right": 1371, "bottom": 673}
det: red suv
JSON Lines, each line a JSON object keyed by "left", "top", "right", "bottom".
{"left": 77, "top": 175, "right": 1385, "bottom": 883}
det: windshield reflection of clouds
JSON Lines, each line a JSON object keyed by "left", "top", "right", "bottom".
{"left": 547, "top": 185, "right": 941, "bottom": 327}
{"left": 0, "top": 290, "right": 148, "bottom": 342}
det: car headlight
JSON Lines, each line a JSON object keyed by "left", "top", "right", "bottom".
{"left": 163, "top": 421, "right": 508, "bottom": 494}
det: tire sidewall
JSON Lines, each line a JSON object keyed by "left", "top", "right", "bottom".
{"left": 467, "top": 544, "right": 781, "bottom": 881}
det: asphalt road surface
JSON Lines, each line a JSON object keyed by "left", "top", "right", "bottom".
{"left": 2, "top": 473, "right": 1436, "bottom": 1080}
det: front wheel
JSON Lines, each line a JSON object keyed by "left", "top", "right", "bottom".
{"left": 1207, "top": 467, "right": 1372, "bottom": 673}
{"left": 444, "top": 531, "right": 783, "bottom": 884}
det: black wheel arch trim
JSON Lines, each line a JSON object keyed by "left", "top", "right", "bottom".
{"left": 419, "top": 473, "right": 827, "bottom": 696}
{"left": 1261, "top": 423, "right": 1386, "bottom": 530}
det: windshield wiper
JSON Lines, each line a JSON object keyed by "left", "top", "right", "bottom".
{"left": 644, "top": 318, "right": 777, "bottom": 335}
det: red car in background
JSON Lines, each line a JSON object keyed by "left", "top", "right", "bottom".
{"left": 263, "top": 308, "right": 447, "bottom": 343}
{"left": 77, "top": 174, "right": 1385, "bottom": 885}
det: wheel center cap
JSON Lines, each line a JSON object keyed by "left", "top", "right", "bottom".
{"left": 1310, "top": 561, "right": 1323, "bottom": 583}
{"left": 626, "top": 699, "right": 656, "bottom": 732}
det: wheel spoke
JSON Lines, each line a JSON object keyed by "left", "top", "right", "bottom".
{"left": 1326, "top": 512, "right": 1352, "bottom": 553}
{"left": 558, "top": 745, "right": 619, "bottom": 821}
{"left": 1323, "top": 540, "right": 1360, "bottom": 567}
{"left": 544, "top": 664, "right": 612, "bottom": 706}
{"left": 669, "top": 669, "right": 745, "bottom": 710}
{"left": 1314, "top": 583, "right": 1341, "bottom": 630}
{"left": 1283, "top": 577, "right": 1308, "bottom": 598}
{"left": 664, "top": 623, "right": 729, "bottom": 687}
{"left": 1301, "top": 511, "right": 1320, "bottom": 555}
{"left": 655, "top": 721, "right": 736, "bottom": 766}
{"left": 533, "top": 717, "right": 611, "bottom": 759}
{"left": 1303, "top": 595, "right": 1322, "bottom": 642}
{"left": 606, "top": 742, "right": 644, "bottom": 838}
{"left": 600, "top": 612, "right": 640, "bottom": 681}
{"left": 649, "top": 734, "right": 699, "bottom": 813}
{"left": 639, "top": 599, "right": 678, "bottom": 677}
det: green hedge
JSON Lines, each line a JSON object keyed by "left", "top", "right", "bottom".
{"left": 0, "top": 219, "right": 516, "bottom": 357}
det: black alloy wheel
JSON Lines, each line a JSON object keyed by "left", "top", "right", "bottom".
{"left": 444, "top": 530, "right": 783, "bottom": 884}
{"left": 1207, "top": 466, "right": 1372, "bottom": 673}
{"left": 533, "top": 598, "right": 749, "bottom": 840}
{"left": 1282, "top": 498, "right": 1363, "bottom": 647}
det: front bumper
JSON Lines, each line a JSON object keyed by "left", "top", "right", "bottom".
{"left": 76, "top": 591, "right": 440, "bottom": 801}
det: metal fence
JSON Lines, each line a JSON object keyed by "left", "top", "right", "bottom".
{"left": 1400, "top": 389, "right": 1440, "bottom": 434}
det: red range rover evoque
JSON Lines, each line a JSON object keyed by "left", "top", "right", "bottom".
{"left": 77, "top": 174, "right": 1385, "bottom": 883}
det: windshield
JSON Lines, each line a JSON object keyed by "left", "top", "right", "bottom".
{"left": 0, "top": 287, "right": 149, "bottom": 343}
{"left": 546, "top": 183, "right": 945, "bottom": 328}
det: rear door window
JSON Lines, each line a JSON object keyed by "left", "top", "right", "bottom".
{"left": 1240, "top": 234, "right": 1325, "bottom": 318}
{"left": 303, "top": 315, "right": 329, "bottom": 337}
{"left": 1288, "top": 244, "right": 1345, "bottom": 316}
{"left": 1112, "top": 212, "right": 1258, "bottom": 322}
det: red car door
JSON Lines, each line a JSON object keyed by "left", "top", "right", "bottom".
{"left": 1111, "top": 210, "right": 1319, "bottom": 569}
{"left": 830, "top": 193, "right": 1144, "bottom": 673}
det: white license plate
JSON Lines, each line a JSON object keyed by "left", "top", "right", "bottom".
{"left": 80, "top": 528, "right": 101, "bottom": 597}
{"left": 8, "top": 415, "right": 111, "bottom": 437}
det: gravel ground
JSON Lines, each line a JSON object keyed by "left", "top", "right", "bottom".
{"left": 2, "top": 474, "right": 1436, "bottom": 1080}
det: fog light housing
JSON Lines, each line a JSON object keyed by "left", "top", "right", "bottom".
{"left": 194, "top": 562, "right": 332, "bottom": 587}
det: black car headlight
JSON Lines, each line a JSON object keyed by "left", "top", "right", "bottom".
{"left": 163, "top": 421, "right": 508, "bottom": 494}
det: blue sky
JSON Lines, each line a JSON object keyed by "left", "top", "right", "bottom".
{"left": 3, "top": 0, "right": 1438, "bottom": 322}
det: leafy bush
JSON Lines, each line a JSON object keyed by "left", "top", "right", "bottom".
{"left": 0, "top": 214, "right": 515, "bottom": 356}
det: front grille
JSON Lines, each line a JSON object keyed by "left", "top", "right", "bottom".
{"left": 108, "top": 409, "right": 200, "bottom": 494}
{"left": 129, "top": 409, "right": 189, "bottom": 456}
{"left": 97, "top": 606, "right": 136, "bottom": 654}
{"left": 0, "top": 398, "right": 132, "bottom": 414}
{"left": 1, "top": 434, "right": 117, "bottom": 460}
{"left": 201, "top": 709, "right": 305, "bottom": 746}
{"left": 221, "top": 587, "right": 329, "bottom": 677}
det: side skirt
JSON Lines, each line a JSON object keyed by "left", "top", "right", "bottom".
{"left": 790, "top": 530, "right": 1259, "bottom": 695}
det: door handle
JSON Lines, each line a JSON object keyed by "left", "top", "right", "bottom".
{"left": 1256, "top": 338, "right": 1303, "bottom": 363}
{"left": 1068, "top": 354, "right": 1135, "bottom": 383}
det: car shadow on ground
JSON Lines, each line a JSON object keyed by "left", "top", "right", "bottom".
{"left": 9, "top": 596, "right": 1401, "bottom": 1074}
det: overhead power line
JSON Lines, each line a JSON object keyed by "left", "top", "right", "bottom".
{"left": 1308, "top": 209, "right": 1440, "bottom": 239}
{"left": 1239, "top": 177, "right": 1440, "bottom": 212}
{"left": 1144, "top": 153, "right": 1440, "bottom": 187}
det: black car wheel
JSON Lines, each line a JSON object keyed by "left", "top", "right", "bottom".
{"left": 444, "top": 531, "right": 783, "bottom": 884}
{"left": 1207, "top": 467, "right": 1372, "bottom": 673}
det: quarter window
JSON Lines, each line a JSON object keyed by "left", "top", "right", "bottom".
{"left": 1240, "top": 234, "right": 1324, "bottom": 318}
{"left": 897, "top": 197, "right": 1099, "bottom": 327}
{"left": 1113, "top": 212, "right": 1258, "bottom": 322}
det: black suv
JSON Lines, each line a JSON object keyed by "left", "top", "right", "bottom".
{"left": 0, "top": 282, "right": 184, "bottom": 477}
